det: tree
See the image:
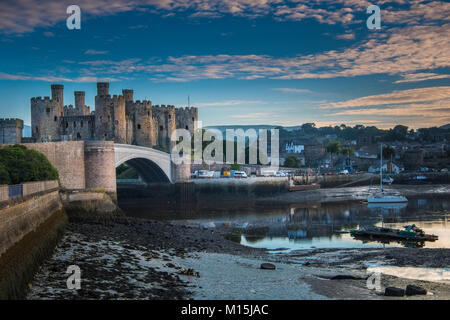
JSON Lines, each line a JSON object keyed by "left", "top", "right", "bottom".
{"left": 0, "top": 145, "right": 59, "bottom": 185}
{"left": 382, "top": 145, "right": 396, "bottom": 160}
{"left": 340, "top": 147, "right": 354, "bottom": 156}
{"left": 326, "top": 141, "right": 340, "bottom": 155}
{"left": 283, "top": 155, "right": 301, "bottom": 168}
{"left": 230, "top": 163, "right": 241, "bottom": 171}
{"left": 0, "top": 164, "right": 10, "bottom": 185}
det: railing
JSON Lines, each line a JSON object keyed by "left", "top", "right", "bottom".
{"left": 0, "top": 180, "right": 58, "bottom": 202}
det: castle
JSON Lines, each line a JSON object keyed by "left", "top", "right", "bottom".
{"left": 31, "top": 83, "right": 198, "bottom": 150}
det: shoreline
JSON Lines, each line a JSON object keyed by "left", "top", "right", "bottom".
{"left": 260, "top": 184, "right": 450, "bottom": 205}
{"left": 27, "top": 201, "right": 450, "bottom": 300}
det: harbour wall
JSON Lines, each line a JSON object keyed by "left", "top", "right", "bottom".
{"left": 0, "top": 190, "right": 67, "bottom": 299}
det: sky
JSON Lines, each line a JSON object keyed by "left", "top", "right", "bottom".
{"left": 0, "top": 0, "right": 449, "bottom": 129}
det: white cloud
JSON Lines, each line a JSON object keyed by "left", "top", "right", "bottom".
{"left": 273, "top": 88, "right": 313, "bottom": 94}
{"left": 324, "top": 86, "right": 450, "bottom": 109}
{"left": 0, "top": 0, "right": 448, "bottom": 34}
{"left": 84, "top": 49, "right": 109, "bottom": 55}
{"left": 394, "top": 72, "right": 450, "bottom": 84}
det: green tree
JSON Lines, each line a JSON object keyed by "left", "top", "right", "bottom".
{"left": 283, "top": 155, "right": 301, "bottom": 168}
{"left": 326, "top": 141, "right": 340, "bottom": 155}
{"left": 340, "top": 147, "right": 354, "bottom": 156}
{"left": 230, "top": 163, "right": 241, "bottom": 171}
{"left": 0, "top": 145, "right": 59, "bottom": 185}
{"left": 382, "top": 145, "right": 396, "bottom": 160}
{"left": 0, "top": 163, "right": 10, "bottom": 185}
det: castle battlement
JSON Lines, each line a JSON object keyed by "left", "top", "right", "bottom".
{"left": 31, "top": 82, "right": 198, "bottom": 148}
{"left": 0, "top": 118, "right": 24, "bottom": 125}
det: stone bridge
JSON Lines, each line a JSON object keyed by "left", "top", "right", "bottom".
{"left": 114, "top": 144, "right": 172, "bottom": 184}
{"left": 14, "top": 141, "right": 190, "bottom": 194}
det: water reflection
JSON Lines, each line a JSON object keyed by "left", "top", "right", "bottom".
{"left": 122, "top": 195, "right": 450, "bottom": 250}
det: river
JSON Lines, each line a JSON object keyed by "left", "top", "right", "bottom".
{"left": 121, "top": 195, "right": 450, "bottom": 250}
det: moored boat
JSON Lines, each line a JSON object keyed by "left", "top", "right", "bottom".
{"left": 350, "top": 224, "right": 438, "bottom": 242}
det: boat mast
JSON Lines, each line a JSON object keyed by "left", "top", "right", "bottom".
{"left": 380, "top": 143, "right": 383, "bottom": 192}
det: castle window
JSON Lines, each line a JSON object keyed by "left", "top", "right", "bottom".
{"left": 77, "top": 132, "right": 81, "bottom": 140}
{"left": 137, "top": 124, "right": 141, "bottom": 130}
{"left": 159, "top": 125, "right": 163, "bottom": 131}
{"left": 46, "top": 108, "right": 50, "bottom": 113}
{"left": 54, "top": 116, "right": 57, "bottom": 122}
{"left": 65, "top": 122, "right": 68, "bottom": 128}
{"left": 185, "top": 125, "right": 189, "bottom": 130}
{"left": 192, "top": 117, "right": 195, "bottom": 121}
{"left": 73, "top": 121, "right": 76, "bottom": 128}
{"left": 169, "top": 114, "right": 171, "bottom": 119}
{"left": 35, "top": 126, "right": 39, "bottom": 133}
{"left": 147, "top": 111, "right": 150, "bottom": 116}
{"left": 108, "top": 115, "right": 110, "bottom": 121}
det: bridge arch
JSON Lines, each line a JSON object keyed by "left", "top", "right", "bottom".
{"left": 114, "top": 144, "right": 172, "bottom": 183}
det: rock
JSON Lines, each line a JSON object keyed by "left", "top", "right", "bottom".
{"left": 260, "top": 263, "right": 276, "bottom": 270}
{"left": 385, "top": 287, "right": 405, "bottom": 297}
{"left": 405, "top": 285, "right": 427, "bottom": 296}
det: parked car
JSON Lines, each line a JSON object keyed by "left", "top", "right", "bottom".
{"left": 222, "top": 171, "right": 231, "bottom": 178}
{"left": 234, "top": 171, "right": 248, "bottom": 178}
{"left": 261, "top": 170, "right": 276, "bottom": 177}
{"left": 339, "top": 170, "right": 349, "bottom": 175}
{"left": 275, "top": 171, "right": 287, "bottom": 177}
{"left": 198, "top": 170, "right": 214, "bottom": 178}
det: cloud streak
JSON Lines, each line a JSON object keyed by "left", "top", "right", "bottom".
{"left": 0, "top": 0, "right": 449, "bottom": 34}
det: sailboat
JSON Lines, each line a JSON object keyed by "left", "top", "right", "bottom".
{"left": 367, "top": 144, "right": 408, "bottom": 203}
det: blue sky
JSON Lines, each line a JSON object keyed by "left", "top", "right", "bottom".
{"left": 0, "top": 0, "right": 449, "bottom": 129}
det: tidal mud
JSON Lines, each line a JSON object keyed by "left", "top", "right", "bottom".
{"left": 26, "top": 213, "right": 450, "bottom": 300}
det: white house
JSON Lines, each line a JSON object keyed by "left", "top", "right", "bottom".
{"left": 368, "top": 160, "right": 403, "bottom": 174}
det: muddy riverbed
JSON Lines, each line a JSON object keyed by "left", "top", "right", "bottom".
{"left": 27, "top": 213, "right": 450, "bottom": 300}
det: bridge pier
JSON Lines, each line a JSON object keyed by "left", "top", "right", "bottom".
{"left": 84, "top": 141, "right": 116, "bottom": 193}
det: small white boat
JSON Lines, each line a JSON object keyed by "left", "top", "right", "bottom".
{"left": 367, "top": 144, "right": 407, "bottom": 204}
{"left": 367, "top": 192, "right": 408, "bottom": 203}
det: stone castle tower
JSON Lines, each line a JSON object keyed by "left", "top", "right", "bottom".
{"left": 31, "top": 82, "right": 198, "bottom": 151}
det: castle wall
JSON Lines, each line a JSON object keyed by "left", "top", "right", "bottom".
{"left": 31, "top": 97, "right": 63, "bottom": 142}
{"left": 74, "top": 91, "right": 90, "bottom": 116}
{"left": 24, "top": 141, "right": 86, "bottom": 190}
{"left": 126, "top": 116, "right": 134, "bottom": 144}
{"left": 94, "top": 94, "right": 114, "bottom": 141}
{"left": 112, "top": 95, "right": 126, "bottom": 144}
{"left": 61, "top": 115, "right": 95, "bottom": 140}
{"left": 31, "top": 82, "right": 198, "bottom": 151}
{"left": 131, "top": 100, "right": 153, "bottom": 147}
{"left": 0, "top": 119, "right": 23, "bottom": 144}
{"left": 153, "top": 105, "right": 176, "bottom": 151}
{"left": 23, "top": 141, "right": 116, "bottom": 193}
{"left": 176, "top": 107, "right": 198, "bottom": 135}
